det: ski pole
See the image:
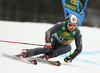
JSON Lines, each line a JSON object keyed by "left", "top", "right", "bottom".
{"left": 0, "top": 40, "right": 45, "bottom": 46}
{"left": 69, "top": 51, "right": 71, "bottom": 55}
{"left": 0, "top": 40, "right": 72, "bottom": 56}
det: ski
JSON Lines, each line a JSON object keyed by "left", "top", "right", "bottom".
{"left": 2, "top": 53, "right": 37, "bottom": 65}
{"left": 2, "top": 53, "right": 61, "bottom": 66}
{"left": 27, "top": 56, "right": 61, "bottom": 66}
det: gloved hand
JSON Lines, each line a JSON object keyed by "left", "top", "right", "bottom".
{"left": 45, "top": 37, "right": 52, "bottom": 49}
{"left": 45, "top": 37, "right": 50, "bottom": 43}
{"left": 64, "top": 55, "right": 72, "bottom": 63}
{"left": 45, "top": 42, "right": 52, "bottom": 49}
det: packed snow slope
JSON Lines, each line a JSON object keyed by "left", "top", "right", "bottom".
{"left": 0, "top": 21, "right": 100, "bottom": 73}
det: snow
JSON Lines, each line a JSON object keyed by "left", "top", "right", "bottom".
{"left": 0, "top": 21, "right": 100, "bottom": 73}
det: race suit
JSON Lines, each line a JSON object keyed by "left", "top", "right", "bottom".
{"left": 27, "top": 21, "right": 82, "bottom": 59}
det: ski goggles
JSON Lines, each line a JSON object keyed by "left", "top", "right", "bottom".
{"left": 67, "top": 23, "right": 77, "bottom": 28}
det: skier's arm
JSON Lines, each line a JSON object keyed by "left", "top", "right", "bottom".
{"left": 45, "top": 22, "right": 64, "bottom": 42}
{"left": 71, "top": 29, "right": 82, "bottom": 59}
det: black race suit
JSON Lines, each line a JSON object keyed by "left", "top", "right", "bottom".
{"left": 27, "top": 21, "right": 82, "bottom": 59}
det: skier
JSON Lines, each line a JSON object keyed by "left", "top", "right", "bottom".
{"left": 16, "top": 14, "right": 82, "bottom": 63}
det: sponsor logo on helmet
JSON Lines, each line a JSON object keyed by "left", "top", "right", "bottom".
{"left": 70, "top": 15, "right": 77, "bottom": 23}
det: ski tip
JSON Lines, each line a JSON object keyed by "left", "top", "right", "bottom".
{"left": 55, "top": 61, "right": 61, "bottom": 66}
{"left": 31, "top": 60, "right": 37, "bottom": 65}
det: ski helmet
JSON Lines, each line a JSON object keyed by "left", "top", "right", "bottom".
{"left": 66, "top": 14, "right": 79, "bottom": 24}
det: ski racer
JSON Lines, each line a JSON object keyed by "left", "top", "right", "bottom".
{"left": 16, "top": 14, "right": 82, "bottom": 63}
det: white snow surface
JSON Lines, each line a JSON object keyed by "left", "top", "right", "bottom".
{"left": 0, "top": 21, "right": 100, "bottom": 73}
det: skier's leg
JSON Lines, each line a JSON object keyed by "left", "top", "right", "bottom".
{"left": 27, "top": 47, "right": 51, "bottom": 57}
{"left": 52, "top": 44, "right": 71, "bottom": 57}
{"left": 44, "top": 36, "right": 61, "bottom": 55}
{"left": 42, "top": 44, "right": 71, "bottom": 60}
{"left": 16, "top": 47, "right": 51, "bottom": 58}
{"left": 37, "top": 36, "right": 61, "bottom": 59}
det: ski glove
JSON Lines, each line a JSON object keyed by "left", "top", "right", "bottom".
{"left": 45, "top": 43, "right": 52, "bottom": 49}
{"left": 45, "top": 37, "right": 50, "bottom": 43}
{"left": 64, "top": 55, "right": 72, "bottom": 63}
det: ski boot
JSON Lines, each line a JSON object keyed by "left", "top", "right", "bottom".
{"left": 15, "top": 52, "right": 28, "bottom": 58}
{"left": 15, "top": 49, "right": 29, "bottom": 58}
{"left": 38, "top": 53, "right": 54, "bottom": 60}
